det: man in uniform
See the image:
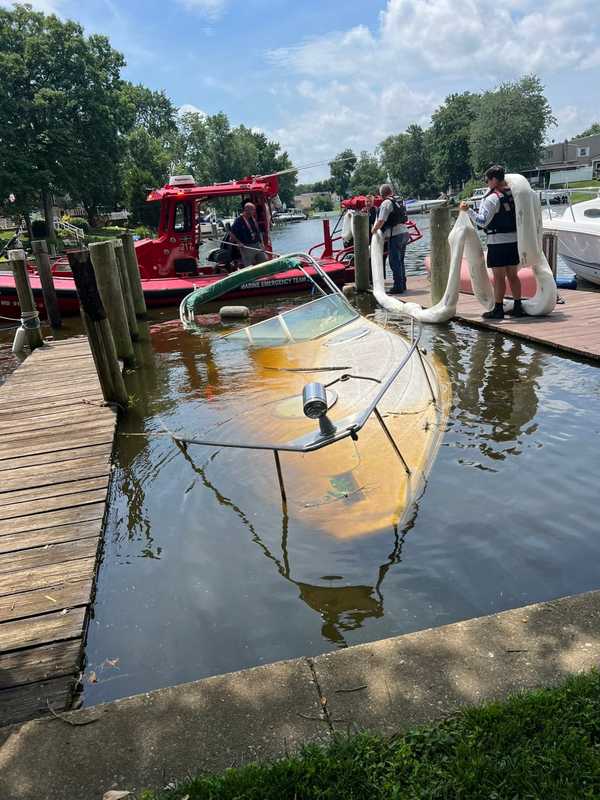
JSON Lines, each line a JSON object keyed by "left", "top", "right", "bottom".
{"left": 460, "top": 165, "right": 524, "bottom": 319}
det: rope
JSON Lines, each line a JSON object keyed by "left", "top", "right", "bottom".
{"left": 21, "top": 310, "right": 41, "bottom": 330}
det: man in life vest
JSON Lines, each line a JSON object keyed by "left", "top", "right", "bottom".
{"left": 460, "top": 164, "right": 524, "bottom": 319}
{"left": 229, "top": 202, "right": 267, "bottom": 268}
{"left": 371, "top": 183, "right": 409, "bottom": 294}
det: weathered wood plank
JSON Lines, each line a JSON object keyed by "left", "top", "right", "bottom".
{"left": 0, "top": 607, "right": 86, "bottom": 652}
{"left": 0, "top": 676, "right": 74, "bottom": 726}
{"left": 0, "top": 538, "right": 99, "bottom": 576}
{"left": 0, "top": 640, "right": 82, "bottom": 689}
{"left": 0, "top": 488, "right": 109, "bottom": 522}
{"left": 0, "top": 443, "right": 112, "bottom": 473}
{"left": 0, "top": 393, "right": 101, "bottom": 418}
{"left": 0, "top": 519, "right": 101, "bottom": 555}
{"left": 0, "top": 457, "right": 111, "bottom": 494}
{"left": 0, "top": 407, "right": 111, "bottom": 434}
{"left": 0, "top": 504, "right": 105, "bottom": 538}
{"left": 0, "top": 579, "right": 92, "bottom": 623}
{"left": 0, "top": 476, "right": 110, "bottom": 508}
{"left": 0, "top": 557, "right": 96, "bottom": 596}
{"left": 0, "top": 418, "right": 115, "bottom": 448}
{"left": 0, "top": 431, "right": 115, "bottom": 462}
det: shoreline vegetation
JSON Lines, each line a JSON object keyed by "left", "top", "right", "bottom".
{"left": 141, "top": 670, "right": 600, "bottom": 800}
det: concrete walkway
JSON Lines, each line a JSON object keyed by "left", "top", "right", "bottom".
{"left": 2, "top": 589, "right": 599, "bottom": 800}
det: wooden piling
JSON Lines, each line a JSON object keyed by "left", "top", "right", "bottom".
{"left": 8, "top": 249, "right": 44, "bottom": 350}
{"left": 120, "top": 233, "right": 147, "bottom": 318}
{"left": 68, "top": 250, "right": 128, "bottom": 407}
{"left": 89, "top": 240, "right": 135, "bottom": 366}
{"left": 542, "top": 231, "right": 558, "bottom": 278}
{"left": 430, "top": 206, "right": 452, "bottom": 305}
{"left": 353, "top": 213, "right": 370, "bottom": 292}
{"left": 31, "top": 239, "right": 62, "bottom": 329}
{"left": 113, "top": 240, "right": 140, "bottom": 340}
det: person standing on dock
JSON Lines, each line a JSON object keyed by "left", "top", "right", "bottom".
{"left": 460, "top": 165, "right": 524, "bottom": 320}
{"left": 229, "top": 202, "right": 267, "bottom": 267}
{"left": 371, "top": 184, "right": 409, "bottom": 294}
{"left": 365, "top": 194, "right": 378, "bottom": 239}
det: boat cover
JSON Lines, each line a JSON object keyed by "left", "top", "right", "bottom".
{"left": 180, "top": 256, "right": 302, "bottom": 327}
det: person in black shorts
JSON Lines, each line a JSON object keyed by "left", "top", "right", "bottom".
{"left": 460, "top": 164, "right": 524, "bottom": 320}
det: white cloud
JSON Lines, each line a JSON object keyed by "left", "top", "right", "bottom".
{"left": 264, "top": 0, "right": 600, "bottom": 179}
{"left": 178, "top": 103, "right": 206, "bottom": 117}
{"left": 176, "top": 0, "right": 229, "bottom": 19}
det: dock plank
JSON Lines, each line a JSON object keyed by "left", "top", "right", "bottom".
{"left": 0, "top": 607, "right": 86, "bottom": 653}
{"left": 0, "top": 338, "right": 117, "bottom": 726}
{"left": 401, "top": 277, "right": 600, "bottom": 361}
{"left": 0, "top": 640, "right": 82, "bottom": 689}
{"left": 0, "top": 580, "right": 92, "bottom": 623}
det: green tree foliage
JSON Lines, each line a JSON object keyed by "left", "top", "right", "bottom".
{"left": 349, "top": 151, "right": 385, "bottom": 195}
{"left": 311, "top": 195, "right": 334, "bottom": 212}
{"left": 329, "top": 149, "right": 357, "bottom": 198}
{"left": 380, "top": 125, "right": 435, "bottom": 197}
{"left": 574, "top": 122, "right": 600, "bottom": 139}
{"left": 177, "top": 112, "right": 296, "bottom": 207}
{"left": 430, "top": 92, "right": 477, "bottom": 190}
{"left": 470, "top": 75, "right": 555, "bottom": 174}
{"left": 0, "top": 4, "right": 126, "bottom": 228}
{"left": 120, "top": 83, "right": 178, "bottom": 226}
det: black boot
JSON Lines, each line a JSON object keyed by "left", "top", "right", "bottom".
{"left": 507, "top": 299, "right": 525, "bottom": 317}
{"left": 482, "top": 302, "right": 504, "bottom": 320}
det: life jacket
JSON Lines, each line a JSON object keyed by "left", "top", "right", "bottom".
{"left": 485, "top": 188, "right": 516, "bottom": 235}
{"left": 381, "top": 197, "right": 408, "bottom": 231}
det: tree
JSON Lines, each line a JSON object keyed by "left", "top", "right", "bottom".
{"left": 470, "top": 75, "right": 555, "bottom": 174}
{"left": 329, "top": 149, "right": 357, "bottom": 197}
{"left": 123, "top": 129, "right": 171, "bottom": 226}
{"left": 380, "top": 125, "right": 435, "bottom": 197}
{"left": 312, "top": 195, "right": 334, "bottom": 212}
{"left": 177, "top": 113, "right": 297, "bottom": 205}
{"left": 430, "top": 92, "right": 477, "bottom": 190}
{"left": 120, "top": 83, "right": 177, "bottom": 140}
{"left": 574, "top": 123, "right": 600, "bottom": 139}
{"left": 0, "top": 5, "right": 127, "bottom": 230}
{"left": 349, "top": 151, "right": 385, "bottom": 195}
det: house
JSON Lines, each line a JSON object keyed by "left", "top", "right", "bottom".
{"left": 524, "top": 132, "right": 600, "bottom": 187}
{"left": 293, "top": 192, "right": 339, "bottom": 211}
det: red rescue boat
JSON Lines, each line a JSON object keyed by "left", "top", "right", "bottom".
{"left": 0, "top": 174, "right": 355, "bottom": 320}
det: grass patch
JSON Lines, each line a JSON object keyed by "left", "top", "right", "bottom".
{"left": 141, "top": 670, "right": 600, "bottom": 800}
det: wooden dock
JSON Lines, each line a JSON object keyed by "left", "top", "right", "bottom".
{"left": 401, "top": 277, "right": 600, "bottom": 361}
{"left": 0, "top": 338, "right": 116, "bottom": 727}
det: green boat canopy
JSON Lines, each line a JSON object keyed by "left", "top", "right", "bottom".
{"left": 180, "top": 256, "right": 302, "bottom": 329}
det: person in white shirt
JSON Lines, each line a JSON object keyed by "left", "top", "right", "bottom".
{"left": 460, "top": 165, "right": 523, "bottom": 319}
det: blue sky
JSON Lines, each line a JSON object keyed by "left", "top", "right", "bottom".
{"left": 5, "top": 0, "right": 600, "bottom": 180}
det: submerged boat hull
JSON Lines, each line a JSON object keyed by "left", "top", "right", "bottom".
{"left": 180, "top": 301, "right": 451, "bottom": 539}
{"left": 0, "top": 258, "right": 351, "bottom": 321}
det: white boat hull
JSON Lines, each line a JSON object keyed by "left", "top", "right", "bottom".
{"left": 544, "top": 220, "right": 600, "bottom": 286}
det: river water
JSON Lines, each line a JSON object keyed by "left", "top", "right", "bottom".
{"left": 1, "top": 216, "right": 598, "bottom": 707}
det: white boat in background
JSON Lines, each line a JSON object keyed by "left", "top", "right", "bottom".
{"left": 272, "top": 208, "right": 307, "bottom": 223}
{"left": 543, "top": 191, "right": 600, "bottom": 285}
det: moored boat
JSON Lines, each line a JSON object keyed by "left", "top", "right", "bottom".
{"left": 0, "top": 174, "right": 353, "bottom": 320}
{"left": 543, "top": 193, "right": 600, "bottom": 285}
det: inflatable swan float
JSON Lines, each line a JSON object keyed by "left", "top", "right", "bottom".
{"left": 370, "top": 174, "right": 556, "bottom": 323}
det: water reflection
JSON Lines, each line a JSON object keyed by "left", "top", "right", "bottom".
{"left": 432, "top": 327, "right": 543, "bottom": 462}
{"left": 176, "top": 437, "right": 411, "bottom": 648}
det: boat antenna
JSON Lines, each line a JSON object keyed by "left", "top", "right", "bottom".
{"left": 257, "top": 155, "right": 359, "bottom": 181}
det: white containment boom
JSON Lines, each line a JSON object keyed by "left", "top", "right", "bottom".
{"left": 371, "top": 173, "right": 556, "bottom": 323}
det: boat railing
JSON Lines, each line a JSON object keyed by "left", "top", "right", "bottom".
{"left": 170, "top": 281, "right": 435, "bottom": 511}
{"left": 543, "top": 187, "right": 600, "bottom": 222}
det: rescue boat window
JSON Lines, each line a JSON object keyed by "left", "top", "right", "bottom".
{"left": 173, "top": 202, "right": 192, "bottom": 232}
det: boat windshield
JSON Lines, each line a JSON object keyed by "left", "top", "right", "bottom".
{"left": 223, "top": 293, "right": 358, "bottom": 348}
